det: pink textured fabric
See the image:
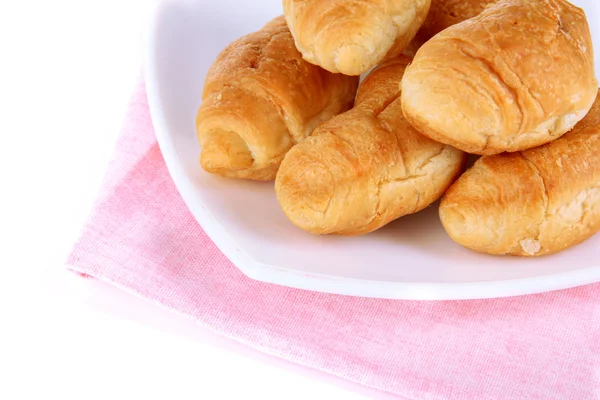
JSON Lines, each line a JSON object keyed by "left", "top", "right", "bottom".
{"left": 68, "top": 81, "right": 600, "bottom": 400}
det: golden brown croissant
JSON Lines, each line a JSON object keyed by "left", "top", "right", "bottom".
{"left": 401, "top": 0, "right": 597, "bottom": 155}
{"left": 405, "top": 0, "right": 496, "bottom": 55}
{"left": 440, "top": 92, "right": 600, "bottom": 257}
{"left": 275, "top": 56, "right": 467, "bottom": 235}
{"left": 282, "top": 0, "right": 432, "bottom": 76}
{"left": 196, "top": 17, "right": 359, "bottom": 180}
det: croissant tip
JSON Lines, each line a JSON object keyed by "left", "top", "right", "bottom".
{"left": 200, "top": 129, "right": 254, "bottom": 173}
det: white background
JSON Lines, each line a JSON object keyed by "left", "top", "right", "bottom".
{"left": 0, "top": 1, "right": 401, "bottom": 399}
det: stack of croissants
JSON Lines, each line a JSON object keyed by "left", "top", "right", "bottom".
{"left": 196, "top": 0, "right": 600, "bottom": 257}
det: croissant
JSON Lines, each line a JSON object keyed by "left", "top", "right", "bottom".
{"left": 282, "top": 0, "right": 432, "bottom": 76}
{"left": 275, "top": 56, "right": 467, "bottom": 235}
{"left": 440, "top": 91, "right": 600, "bottom": 257}
{"left": 406, "top": 0, "right": 496, "bottom": 55}
{"left": 401, "top": 0, "right": 597, "bottom": 155}
{"left": 196, "top": 16, "right": 359, "bottom": 181}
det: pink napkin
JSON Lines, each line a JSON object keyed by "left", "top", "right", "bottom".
{"left": 68, "top": 81, "right": 600, "bottom": 400}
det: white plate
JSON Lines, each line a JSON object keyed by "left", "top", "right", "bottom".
{"left": 145, "top": 0, "right": 600, "bottom": 300}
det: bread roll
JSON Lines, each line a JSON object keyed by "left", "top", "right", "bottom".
{"left": 196, "top": 17, "right": 359, "bottom": 181}
{"left": 282, "top": 0, "right": 431, "bottom": 76}
{"left": 440, "top": 92, "right": 600, "bottom": 257}
{"left": 276, "top": 56, "right": 466, "bottom": 235}
{"left": 405, "top": 0, "right": 496, "bottom": 55}
{"left": 401, "top": 0, "right": 597, "bottom": 155}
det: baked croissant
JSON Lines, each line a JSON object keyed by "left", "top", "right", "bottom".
{"left": 406, "top": 0, "right": 496, "bottom": 55}
{"left": 282, "top": 0, "right": 432, "bottom": 76}
{"left": 440, "top": 91, "right": 600, "bottom": 257}
{"left": 401, "top": 0, "right": 597, "bottom": 155}
{"left": 276, "top": 56, "right": 467, "bottom": 235}
{"left": 196, "top": 16, "right": 359, "bottom": 181}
